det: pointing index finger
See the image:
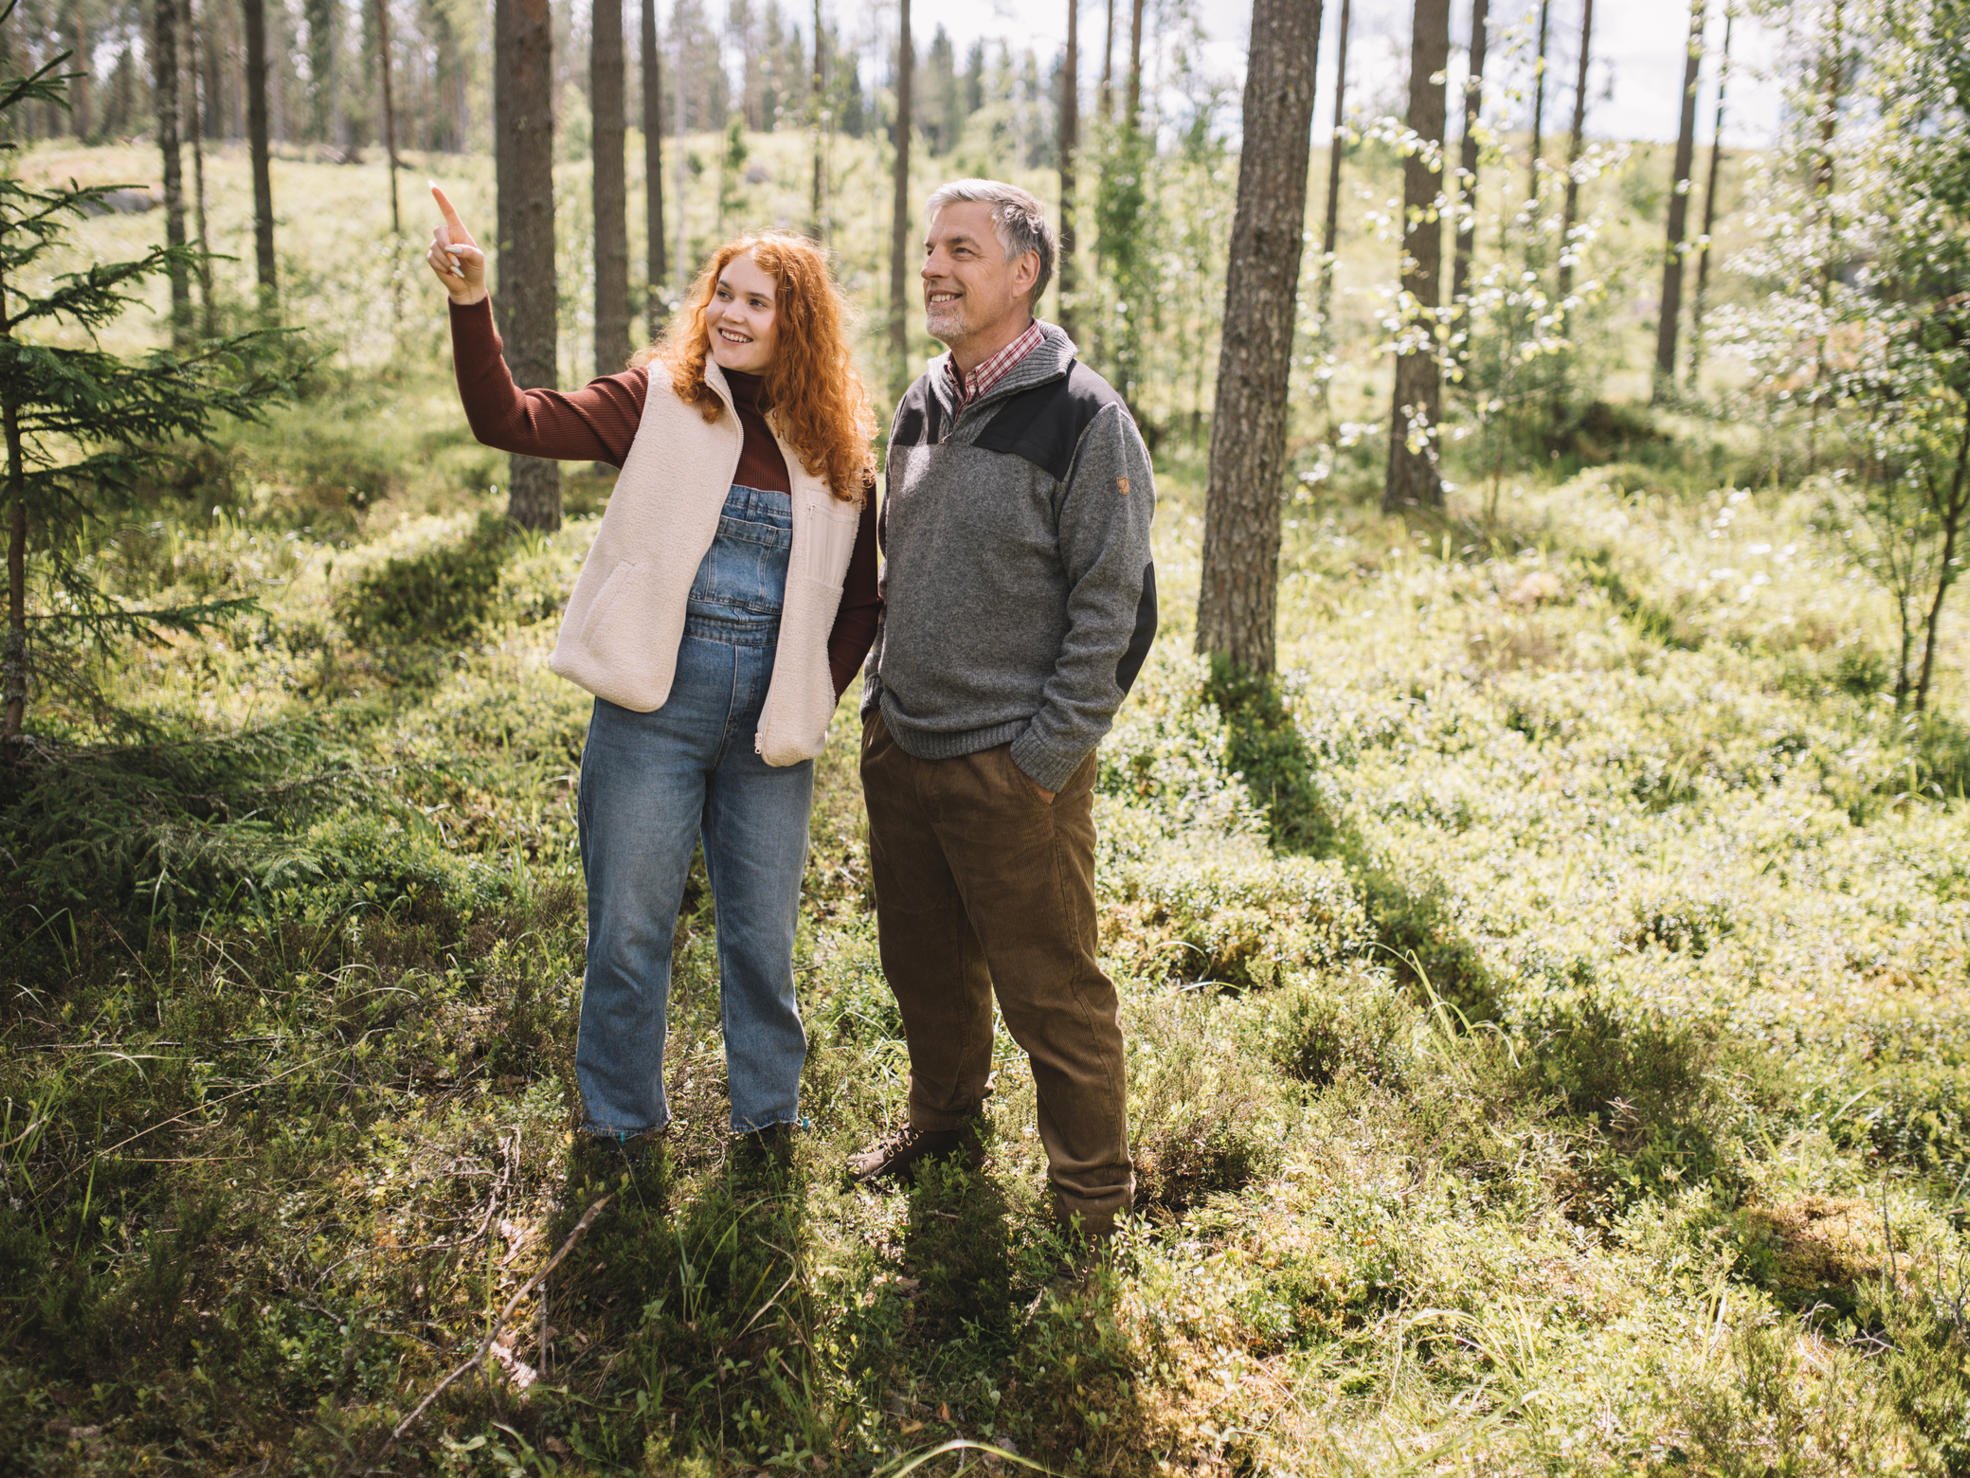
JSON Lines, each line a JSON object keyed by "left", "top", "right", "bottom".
{"left": 430, "top": 182, "right": 467, "bottom": 235}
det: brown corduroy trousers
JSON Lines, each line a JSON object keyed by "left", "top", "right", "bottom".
{"left": 860, "top": 711, "right": 1134, "bottom": 1225}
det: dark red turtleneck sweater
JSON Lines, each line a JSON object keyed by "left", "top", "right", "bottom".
{"left": 448, "top": 295, "right": 880, "bottom": 698}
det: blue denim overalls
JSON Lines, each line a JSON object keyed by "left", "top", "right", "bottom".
{"left": 575, "top": 484, "right": 813, "bottom": 1136}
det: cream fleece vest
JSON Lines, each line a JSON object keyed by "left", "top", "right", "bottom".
{"left": 548, "top": 358, "right": 863, "bottom": 765}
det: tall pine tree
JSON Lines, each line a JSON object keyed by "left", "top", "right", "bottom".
{"left": 1196, "top": 0, "right": 1322, "bottom": 675}
{"left": 1652, "top": 0, "right": 1707, "bottom": 400}
{"left": 494, "top": 0, "right": 560, "bottom": 530}
{"left": 1385, "top": 0, "right": 1451, "bottom": 511}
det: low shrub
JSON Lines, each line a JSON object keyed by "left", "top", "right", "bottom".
{"left": 1127, "top": 993, "right": 1287, "bottom": 1215}
{"left": 1519, "top": 987, "right": 1738, "bottom": 1201}
{"left": 1262, "top": 968, "right": 1420, "bottom": 1088}
{"left": 0, "top": 724, "right": 356, "bottom": 935}
{"left": 334, "top": 513, "right": 515, "bottom": 650}
{"left": 1105, "top": 854, "right": 1369, "bottom": 992}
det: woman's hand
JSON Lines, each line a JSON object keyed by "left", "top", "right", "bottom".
{"left": 426, "top": 183, "right": 487, "bottom": 306}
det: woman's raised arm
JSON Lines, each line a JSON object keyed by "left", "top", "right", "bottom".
{"left": 428, "top": 183, "right": 647, "bottom": 467}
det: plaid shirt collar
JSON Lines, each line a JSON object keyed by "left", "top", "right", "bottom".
{"left": 944, "top": 319, "right": 1046, "bottom": 413}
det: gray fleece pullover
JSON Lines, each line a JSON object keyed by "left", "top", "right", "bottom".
{"left": 863, "top": 323, "right": 1158, "bottom": 793}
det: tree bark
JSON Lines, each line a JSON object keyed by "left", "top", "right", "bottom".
{"left": 1914, "top": 405, "right": 1970, "bottom": 715}
{"left": 495, "top": 0, "right": 562, "bottom": 531}
{"left": 672, "top": 18, "right": 687, "bottom": 300}
{"left": 1, "top": 258, "right": 24, "bottom": 742}
{"left": 70, "top": 2, "right": 93, "bottom": 139}
{"left": 1316, "top": 0, "right": 1352, "bottom": 340}
{"left": 1384, "top": 0, "right": 1451, "bottom": 512}
{"left": 1125, "top": 0, "right": 1145, "bottom": 129}
{"left": 888, "top": 0, "right": 913, "bottom": 387}
{"left": 1651, "top": 0, "right": 1706, "bottom": 401}
{"left": 375, "top": 0, "right": 402, "bottom": 240}
{"left": 1449, "top": 0, "right": 1488, "bottom": 342}
{"left": 1685, "top": 1, "right": 1730, "bottom": 388}
{"left": 809, "top": 0, "right": 824, "bottom": 240}
{"left": 592, "top": 0, "right": 630, "bottom": 373}
{"left": 1058, "top": 0, "right": 1079, "bottom": 337}
{"left": 1098, "top": 0, "right": 1114, "bottom": 124}
{"left": 1195, "top": 0, "right": 1322, "bottom": 676}
{"left": 155, "top": 0, "right": 192, "bottom": 348}
{"left": 1526, "top": 0, "right": 1550, "bottom": 209}
{"left": 182, "top": 0, "right": 215, "bottom": 336}
{"left": 243, "top": 0, "right": 277, "bottom": 317}
{"left": 1807, "top": 0, "right": 1842, "bottom": 467}
{"left": 373, "top": 0, "right": 402, "bottom": 334}
{"left": 1554, "top": 0, "right": 1594, "bottom": 337}
{"left": 642, "top": 0, "right": 667, "bottom": 337}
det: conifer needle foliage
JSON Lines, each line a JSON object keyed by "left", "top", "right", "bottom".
{"left": 0, "top": 3, "right": 289, "bottom": 742}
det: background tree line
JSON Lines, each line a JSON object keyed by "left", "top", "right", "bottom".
{"left": 4, "top": 0, "right": 1966, "bottom": 729}
{"left": 0, "top": 0, "right": 1077, "bottom": 159}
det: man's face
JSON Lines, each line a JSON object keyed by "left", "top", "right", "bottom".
{"left": 922, "top": 201, "right": 1037, "bottom": 355}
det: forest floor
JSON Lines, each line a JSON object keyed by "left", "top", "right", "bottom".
{"left": 8, "top": 133, "right": 1970, "bottom": 1474}
{"left": 5, "top": 345, "right": 1970, "bottom": 1473}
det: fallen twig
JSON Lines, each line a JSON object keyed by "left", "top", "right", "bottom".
{"left": 378, "top": 1193, "right": 612, "bottom": 1461}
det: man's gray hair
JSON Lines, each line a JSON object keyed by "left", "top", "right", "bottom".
{"left": 926, "top": 178, "right": 1056, "bottom": 307}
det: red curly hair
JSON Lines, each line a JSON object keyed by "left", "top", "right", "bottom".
{"left": 634, "top": 233, "right": 875, "bottom": 504}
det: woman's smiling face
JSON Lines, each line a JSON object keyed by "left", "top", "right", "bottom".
{"left": 705, "top": 250, "right": 780, "bottom": 375}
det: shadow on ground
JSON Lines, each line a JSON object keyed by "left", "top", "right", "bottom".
{"left": 1205, "top": 660, "right": 1504, "bottom": 1025}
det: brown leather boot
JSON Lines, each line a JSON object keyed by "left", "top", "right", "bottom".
{"left": 845, "top": 1119, "right": 985, "bottom": 1185}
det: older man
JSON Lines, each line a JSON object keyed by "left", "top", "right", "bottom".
{"left": 848, "top": 179, "right": 1157, "bottom": 1236}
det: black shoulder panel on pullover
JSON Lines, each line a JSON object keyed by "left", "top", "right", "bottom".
{"left": 889, "top": 375, "right": 948, "bottom": 449}
{"left": 972, "top": 362, "right": 1127, "bottom": 483}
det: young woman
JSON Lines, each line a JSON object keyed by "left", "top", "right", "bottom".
{"left": 425, "top": 187, "right": 877, "bottom": 1149}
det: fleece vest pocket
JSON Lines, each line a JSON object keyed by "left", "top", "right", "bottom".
{"left": 553, "top": 559, "right": 682, "bottom": 712}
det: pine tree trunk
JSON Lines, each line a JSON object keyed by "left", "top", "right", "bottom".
{"left": 642, "top": 0, "right": 667, "bottom": 337}
{"left": 155, "top": 0, "right": 192, "bottom": 348}
{"left": 1125, "top": 0, "right": 1144, "bottom": 128}
{"left": 1915, "top": 407, "right": 1970, "bottom": 715}
{"left": 1195, "top": 0, "right": 1322, "bottom": 677}
{"left": 1554, "top": 0, "right": 1594, "bottom": 336}
{"left": 71, "top": 4, "right": 93, "bottom": 139}
{"left": 592, "top": 0, "right": 629, "bottom": 373}
{"left": 269, "top": 0, "right": 288, "bottom": 146}
{"left": 1057, "top": 0, "right": 1078, "bottom": 338}
{"left": 1316, "top": 0, "right": 1351, "bottom": 340}
{"left": 1807, "top": 0, "right": 1842, "bottom": 468}
{"left": 1685, "top": 2, "right": 1730, "bottom": 388}
{"left": 1, "top": 258, "right": 24, "bottom": 742}
{"left": 671, "top": 22, "right": 687, "bottom": 299}
{"left": 1651, "top": 0, "right": 1706, "bottom": 401}
{"left": 495, "top": 0, "right": 562, "bottom": 532}
{"left": 376, "top": 0, "right": 401, "bottom": 239}
{"left": 229, "top": 13, "right": 245, "bottom": 140}
{"left": 182, "top": 0, "right": 215, "bottom": 336}
{"left": 1385, "top": 0, "right": 1450, "bottom": 512}
{"left": 374, "top": 0, "right": 403, "bottom": 335}
{"left": 1449, "top": 0, "right": 1488, "bottom": 341}
{"left": 888, "top": 0, "right": 913, "bottom": 388}
{"left": 809, "top": 0, "right": 824, "bottom": 239}
{"left": 2, "top": 414, "right": 22, "bottom": 741}
{"left": 243, "top": 0, "right": 277, "bottom": 317}
{"left": 1526, "top": 0, "right": 1550, "bottom": 209}
{"left": 213, "top": 1, "right": 238, "bottom": 141}
{"left": 1099, "top": 0, "right": 1114, "bottom": 124}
